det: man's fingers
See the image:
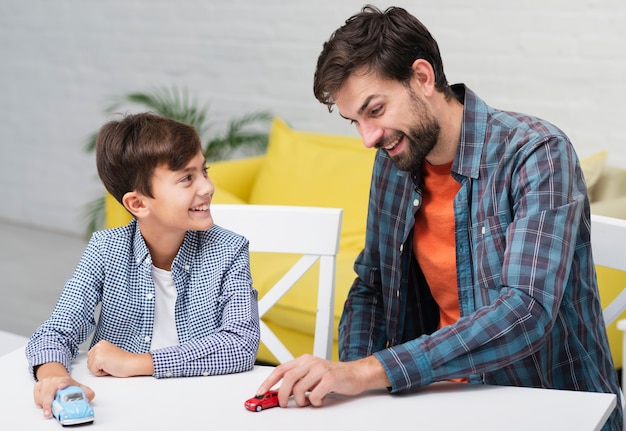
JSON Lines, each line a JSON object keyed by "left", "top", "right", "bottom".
{"left": 256, "top": 365, "right": 286, "bottom": 396}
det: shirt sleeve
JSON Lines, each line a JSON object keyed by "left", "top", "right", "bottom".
{"left": 25, "top": 236, "right": 104, "bottom": 379}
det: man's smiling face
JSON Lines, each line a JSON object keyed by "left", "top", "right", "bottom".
{"left": 335, "top": 69, "right": 440, "bottom": 172}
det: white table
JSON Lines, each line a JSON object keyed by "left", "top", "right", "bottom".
{"left": 0, "top": 330, "right": 28, "bottom": 356}
{"left": 1, "top": 346, "right": 616, "bottom": 430}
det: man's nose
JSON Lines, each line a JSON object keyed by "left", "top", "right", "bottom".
{"left": 358, "top": 121, "right": 384, "bottom": 149}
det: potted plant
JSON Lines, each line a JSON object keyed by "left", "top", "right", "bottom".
{"left": 83, "top": 86, "right": 272, "bottom": 236}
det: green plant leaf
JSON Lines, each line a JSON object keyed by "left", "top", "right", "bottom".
{"left": 82, "top": 195, "right": 105, "bottom": 239}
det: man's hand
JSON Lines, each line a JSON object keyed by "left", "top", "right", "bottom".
{"left": 33, "top": 362, "right": 95, "bottom": 419}
{"left": 255, "top": 354, "right": 391, "bottom": 408}
{"left": 87, "top": 340, "right": 154, "bottom": 377}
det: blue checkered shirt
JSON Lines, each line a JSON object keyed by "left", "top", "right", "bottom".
{"left": 26, "top": 219, "right": 260, "bottom": 379}
{"left": 339, "top": 85, "right": 622, "bottom": 430}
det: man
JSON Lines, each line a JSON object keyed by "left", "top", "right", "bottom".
{"left": 257, "top": 5, "right": 621, "bottom": 429}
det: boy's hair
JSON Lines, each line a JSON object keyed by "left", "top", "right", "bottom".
{"left": 96, "top": 112, "right": 202, "bottom": 204}
{"left": 313, "top": 5, "right": 453, "bottom": 111}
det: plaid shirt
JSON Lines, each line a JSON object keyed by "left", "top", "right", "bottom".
{"left": 26, "top": 219, "right": 260, "bottom": 379}
{"left": 339, "top": 85, "right": 621, "bottom": 429}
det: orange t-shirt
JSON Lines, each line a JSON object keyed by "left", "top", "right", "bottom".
{"left": 413, "top": 160, "right": 461, "bottom": 329}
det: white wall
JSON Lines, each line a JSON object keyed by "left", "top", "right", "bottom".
{"left": 1, "top": 0, "right": 625, "bottom": 236}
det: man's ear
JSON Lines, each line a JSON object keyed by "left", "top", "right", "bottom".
{"left": 122, "top": 191, "right": 148, "bottom": 218}
{"left": 410, "top": 59, "right": 436, "bottom": 96}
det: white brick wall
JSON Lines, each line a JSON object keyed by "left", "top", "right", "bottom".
{"left": 1, "top": 0, "right": 625, "bottom": 235}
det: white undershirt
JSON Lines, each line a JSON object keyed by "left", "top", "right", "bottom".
{"left": 150, "top": 265, "right": 179, "bottom": 350}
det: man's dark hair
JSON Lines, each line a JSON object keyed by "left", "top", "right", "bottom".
{"left": 314, "top": 4, "right": 453, "bottom": 111}
{"left": 96, "top": 112, "right": 202, "bottom": 204}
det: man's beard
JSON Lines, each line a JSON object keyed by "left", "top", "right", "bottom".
{"left": 378, "top": 91, "right": 440, "bottom": 172}
{"left": 391, "top": 120, "right": 439, "bottom": 171}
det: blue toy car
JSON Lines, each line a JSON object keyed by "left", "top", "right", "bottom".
{"left": 51, "top": 386, "right": 94, "bottom": 426}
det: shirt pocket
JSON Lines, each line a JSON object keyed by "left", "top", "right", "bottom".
{"left": 471, "top": 215, "right": 508, "bottom": 303}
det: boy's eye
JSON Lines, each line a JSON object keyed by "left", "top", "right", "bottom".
{"left": 182, "top": 175, "right": 192, "bottom": 182}
{"left": 203, "top": 166, "right": 209, "bottom": 176}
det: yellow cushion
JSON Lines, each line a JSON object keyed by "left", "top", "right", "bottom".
{"left": 105, "top": 193, "right": 132, "bottom": 229}
{"left": 209, "top": 156, "right": 264, "bottom": 202}
{"left": 249, "top": 118, "right": 375, "bottom": 242}
{"left": 580, "top": 150, "right": 607, "bottom": 202}
{"left": 212, "top": 188, "right": 247, "bottom": 205}
{"left": 597, "top": 266, "right": 626, "bottom": 369}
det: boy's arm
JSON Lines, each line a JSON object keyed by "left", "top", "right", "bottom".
{"left": 87, "top": 339, "right": 154, "bottom": 377}
{"left": 35, "top": 362, "right": 70, "bottom": 380}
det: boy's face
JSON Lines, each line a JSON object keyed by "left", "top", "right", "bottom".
{"left": 142, "top": 150, "right": 215, "bottom": 233}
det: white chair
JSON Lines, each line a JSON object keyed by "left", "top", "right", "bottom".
{"left": 593, "top": 214, "right": 626, "bottom": 427}
{"left": 210, "top": 204, "right": 343, "bottom": 364}
{"left": 594, "top": 215, "right": 626, "bottom": 377}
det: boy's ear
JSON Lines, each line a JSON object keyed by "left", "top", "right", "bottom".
{"left": 122, "top": 191, "right": 148, "bottom": 218}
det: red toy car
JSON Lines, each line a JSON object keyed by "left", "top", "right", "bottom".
{"left": 244, "top": 391, "right": 280, "bottom": 412}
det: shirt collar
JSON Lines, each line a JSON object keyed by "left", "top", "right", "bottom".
{"left": 130, "top": 219, "right": 198, "bottom": 272}
{"left": 450, "top": 83, "right": 488, "bottom": 180}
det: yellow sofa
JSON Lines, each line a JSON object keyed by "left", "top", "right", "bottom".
{"left": 105, "top": 118, "right": 626, "bottom": 368}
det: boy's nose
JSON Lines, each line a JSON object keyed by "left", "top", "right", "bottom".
{"left": 200, "top": 175, "right": 215, "bottom": 196}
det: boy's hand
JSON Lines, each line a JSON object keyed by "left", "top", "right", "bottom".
{"left": 33, "top": 362, "right": 94, "bottom": 419}
{"left": 87, "top": 340, "right": 154, "bottom": 377}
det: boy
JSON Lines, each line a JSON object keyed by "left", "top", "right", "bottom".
{"left": 26, "top": 112, "right": 260, "bottom": 419}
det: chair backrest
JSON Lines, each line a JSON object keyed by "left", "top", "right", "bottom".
{"left": 210, "top": 204, "right": 343, "bottom": 363}
{"left": 592, "top": 214, "right": 626, "bottom": 325}
{"left": 591, "top": 214, "right": 626, "bottom": 416}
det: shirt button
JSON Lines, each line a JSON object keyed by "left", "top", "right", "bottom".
{"left": 165, "top": 371, "right": 173, "bottom": 378}
{"left": 144, "top": 335, "right": 151, "bottom": 343}
{"left": 146, "top": 293, "right": 154, "bottom": 300}
{"left": 399, "top": 244, "right": 403, "bottom": 252}
{"left": 184, "top": 264, "right": 190, "bottom": 271}
{"left": 202, "top": 371, "right": 209, "bottom": 376}
{"left": 413, "top": 198, "right": 420, "bottom": 207}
